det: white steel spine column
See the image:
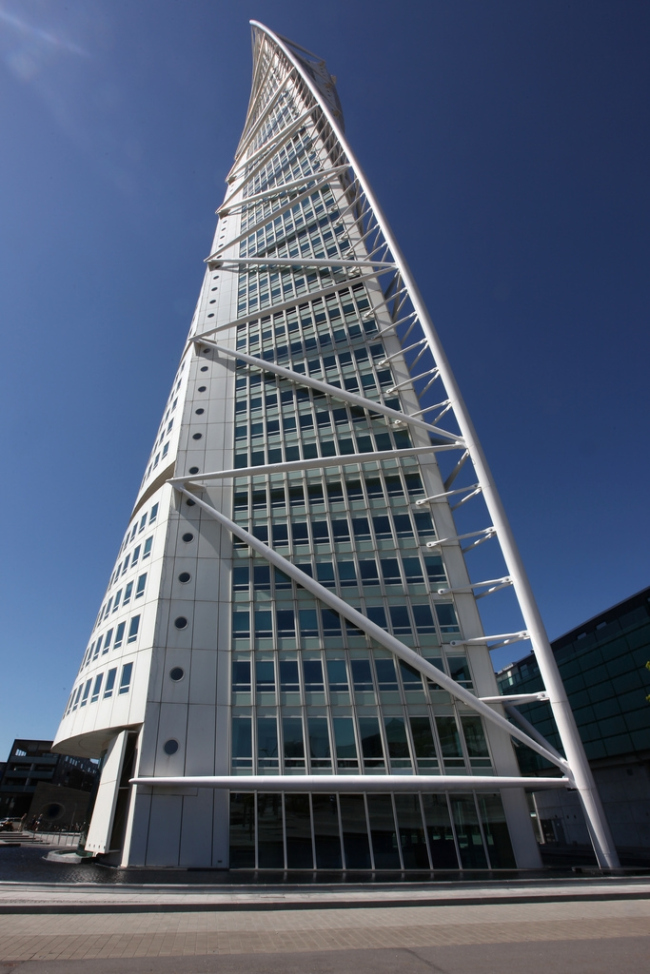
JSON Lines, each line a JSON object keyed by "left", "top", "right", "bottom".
{"left": 250, "top": 21, "right": 619, "bottom": 868}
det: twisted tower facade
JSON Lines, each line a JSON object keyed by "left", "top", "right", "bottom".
{"left": 53, "top": 22, "right": 616, "bottom": 870}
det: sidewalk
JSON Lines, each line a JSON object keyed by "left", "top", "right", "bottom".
{"left": 0, "top": 875, "right": 649, "bottom": 913}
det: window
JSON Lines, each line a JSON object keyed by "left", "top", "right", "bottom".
{"left": 303, "top": 659, "right": 324, "bottom": 691}
{"left": 321, "top": 608, "right": 341, "bottom": 635}
{"left": 425, "top": 556, "right": 445, "bottom": 584}
{"left": 114, "top": 621, "right": 125, "bottom": 649}
{"left": 131, "top": 545, "right": 141, "bottom": 566}
{"left": 143, "top": 537, "right": 153, "bottom": 558}
{"left": 393, "top": 514, "right": 414, "bottom": 538}
{"left": 103, "top": 668, "right": 117, "bottom": 698}
{"left": 380, "top": 558, "right": 401, "bottom": 585}
{"left": 135, "top": 574, "right": 147, "bottom": 598}
{"left": 102, "top": 629, "right": 113, "bottom": 654}
{"left": 233, "top": 611, "right": 250, "bottom": 637}
{"left": 375, "top": 658, "right": 398, "bottom": 690}
{"left": 233, "top": 566, "right": 249, "bottom": 590}
{"left": 113, "top": 589, "right": 122, "bottom": 612}
{"left": 358, "top": 716, "right": 384, "bottom": 767}
{"left": 254, "top": 611, "right": 272, "bottom": 638}
{"left": 337, "top": 560, "right": 357, "bottom": 587}
{"left": 279, "top": 659, "right": 300, "bottom": 692}
{"left": 232, "top": 660, "right": 251, "bottom": 691}
{"left": 91, "top": 674, "right": 103, "bottom": 703}
{"left": 402, "top": 558, "right": 424, "bottom": 583}
{"left": 276, "top": 609, "right": 295, "bottom": 636}
{"left": 327, "top": 658, "right": 348, "bottom": 691}
{"left": 123, "top": 581, "right": 134, "bottom": 606}
{"left": 351, "top": 659, "right": 373, "bottom": 691}
{"left": 139, "top": 514, "right": 147, "bottom": 532}
{"left": 312, "top": 521, "right": 329, "bottom": 543}
{"left": 399, "top": 660, "right": 423, "bottom": 691}
{"left": 118, "top": 662, "right": 133, "bottom": 694}
{"left": 352, "top": 517, "right": 371, "bottom": 539}
{"left": 127, "top": 615, "right": 140, "bottom": 643}
{"left": 414, "top": 512, "right": 435, "bottom": 537}
{"left": 435, "top": 602, "right": 460, "bottom": 633}
{"left": 256, "top": 659, "right": 275, "bottom": 693}
{"left": 359, "top": 559, "right": 379, "bottom": 585}
{"left": 149, "top": 504, "right": 159, "bottom": 523}
{"left": 257, "top": 716, "right": 278, "bottom": 769}
{"left": 316, "top": 562, "right": 335, "bottom": 587}
{"left": 80, "top": 679, "right": 92, "bottom": 707}
{"left": 367, "top": 605, "right": 387, "bottom": 629}
{"left": 412, "top": 604, "right": 436, "bottom": 634}
{"left": 372, "top": 516, "right": 392, "bottom": 540}
{"left": 390, "top": 605, "right": 412, "bottom": 634}
{"left": 299, "top": 609, "right": 318, "bottom": 637}
{"left": 232, "top": 716, "right": 252, "bottom": 769}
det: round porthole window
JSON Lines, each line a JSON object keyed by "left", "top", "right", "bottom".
{"left": 185, "top": 498, "right": 196, "bottom": 506}
{"left": 192, "top": 433, "right": 202, "bottom": 440}
{"left": 200, "top": 366, "right": 209, "bottom": 371}
{"left": 163, "top": 739, "right": 179, "bottom": 755}
{"left": 178, "top": 572, "right": 191, "bottom": 583}
{"left": 203, "top": 348, "right": 211, "bottom": 354}
{"left": 195, "top": 408, "right": 205, "bottom": 415}
{"left": 182, "top": 532, "right": 194, "bottom": 543}
{"left": 207, "top": 314, "right": 214, "bottom": 318}
{"left": 174, "top": 616, "right": 188, "bottom": 630}
{"left": 170, "top": 667, "right": 184, "bottom": 682}
{"left": 189, "top": 466, "right": 199, "bottom": 474}
{"left": 198, "top": 386, "right": 206, "bottom": 392}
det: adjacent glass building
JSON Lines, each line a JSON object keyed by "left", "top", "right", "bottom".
{"left": 53, "top": 22, "right": 612, "bottom": 871}
{"left": 498, "top": 587, "right": 650, "bottom": 859}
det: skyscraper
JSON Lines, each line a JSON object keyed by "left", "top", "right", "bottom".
{"left": 53, "top": 22, "right": 617, "bottom": 870}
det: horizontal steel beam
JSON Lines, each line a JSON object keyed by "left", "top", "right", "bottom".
{"left": 170, "top": 445, "right": 443, "bottom": 485}
{"left": 191, "top": 270, "right": 380, "bottom": 342}
{"left": 195, "top": 337, "right": 464, "bottom": 443}
{"left": 173, "top": 485, "right": 571, "bottom": 775}
{"left": 481, "top": 693, "right": 550, "bottom": 705}
{"left": 132, "top": 774, "right": 571, "bottom": 792}
{"left": 206, "top": 256, "right": 397, "bottom": 270}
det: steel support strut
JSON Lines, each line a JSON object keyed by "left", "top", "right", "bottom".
{"left": 250, "top": 20, "right": 620, "bottom": 868}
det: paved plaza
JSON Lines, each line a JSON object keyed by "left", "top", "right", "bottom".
{"left": 0, "top": 878, "right": 649, "bottom": 973}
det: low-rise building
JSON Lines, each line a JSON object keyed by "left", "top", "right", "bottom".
{"left": 0, "top": 739, "right": 98, "bottom": 831}
{"left": 497, "top": 587, "right": 650, "bottom": 861}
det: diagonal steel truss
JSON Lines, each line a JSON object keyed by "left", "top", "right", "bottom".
{"left": 152, "top": 21, "right": 618, "bottom": 868}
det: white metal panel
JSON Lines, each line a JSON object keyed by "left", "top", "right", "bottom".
{"left": 84, "top": 731, "right": 128, "bottom": 854}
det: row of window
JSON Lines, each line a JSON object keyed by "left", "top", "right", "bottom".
{"left": 140, "top": 359, "right": 187, "bottom": 490}
{"left": 233, "top": 427, "right": 413, "bottom": 471}
{"left": 237, "top": 261, "right": 355, "bottom": 318}
{"left": 109, "top": 542, "right": 153, "bottom": 590}
{"left": 232, "top": 652, "right": 472, "bottom": 699}
{"left": 230, "top": 710, "right": 489, "bottom": 774}
{"left": 65, "top": 662, "right": 133, "bottom": 715}
{"left": 233, "top": 513, "right": 434, "bottom": 552}
{"left": 83, "top": 614, "right": 141, "bottom": 668}
{"left": 245, "top": 127, "right": 318, "bottom": 212}
{"left": 233, "top": 551, "right": 445, "bottom": 593}
{"left": 239, "top": 138, "right": 319, "bottom": 233}
{"left": 97, "top": 570, "right": 148, "bottom": 626}
{"left": 232, "top": 600, "right": 459, "bottom": 641}
{"left": 229, "top": 790, "right": 515, "bottom": 871}
{"left": 233, "top": 471, "right": 424, "bottom": 513}
{"left": 118, "top": 504, "right": 159, "bottom": 557}
{"left": 233, "top": 282, "right": 376, "bottom": 355}
{"left": 239, "top": 187, "right": 341, "bottom": 259}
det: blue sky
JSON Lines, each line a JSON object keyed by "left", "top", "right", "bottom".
{"left": 0, "top": 0, "right": 648, "bottom": 759}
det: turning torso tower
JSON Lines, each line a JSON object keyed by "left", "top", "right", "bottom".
{"left": 54, "top": 22, "right": 617, "bottom": 871}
